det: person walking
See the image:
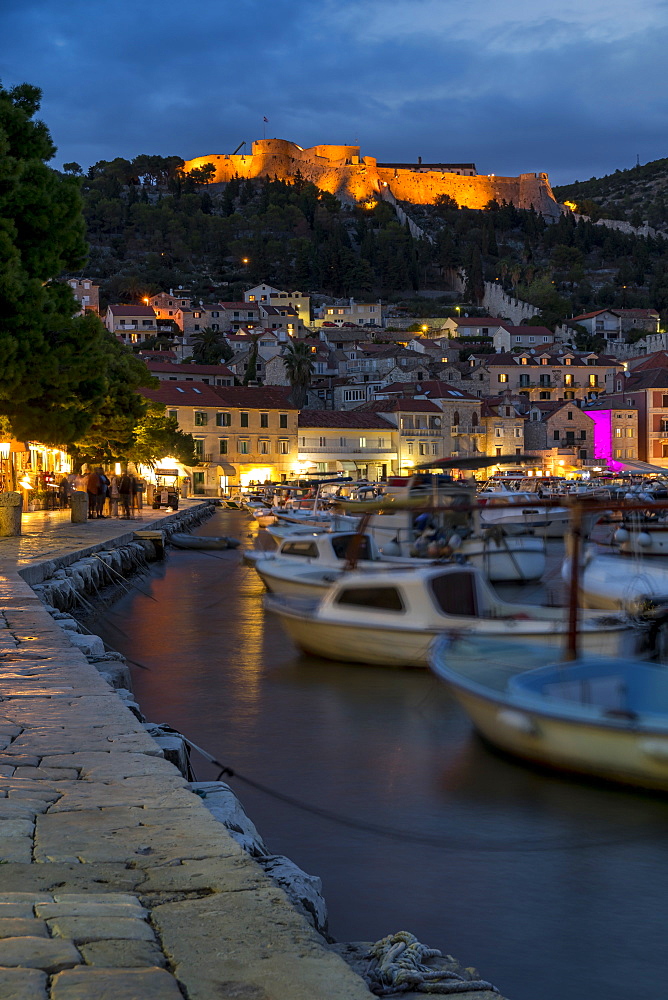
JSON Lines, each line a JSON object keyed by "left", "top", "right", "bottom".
{"left": 95, "top": 468, "right": 109, "bottom": 518}
{"left": 118, "top": 471, "right": 135, "bottom": 519}
{"left": 85, "top": 468, "right": 100, "bottom": 519}
{"left": 108, "top": 472, "right": 121, "bottom": 518}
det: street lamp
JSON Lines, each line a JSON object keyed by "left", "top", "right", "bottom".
{"left": 242, "top": 258, "right": 249, "bottom": 266}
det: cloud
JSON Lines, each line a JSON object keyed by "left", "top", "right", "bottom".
{"left": 2, "top": 0, "right": 667, "bottom": 184}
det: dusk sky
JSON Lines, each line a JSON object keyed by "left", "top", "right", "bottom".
{"left": 3, "top": 0, "right": 667, "bottom": 186}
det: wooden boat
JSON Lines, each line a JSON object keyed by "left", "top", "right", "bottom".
{"left": 429, "top": 634, "right": 668, "bottom": 792}
{"left": 264, "top": 563, "right": 632, "bottom": 668}
{"left": 170, "top": 533, "right": 240, "bottom": 550}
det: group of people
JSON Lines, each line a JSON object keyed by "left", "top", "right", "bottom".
{"left": 63, "top": 468, "right": 144, "bottom": 520}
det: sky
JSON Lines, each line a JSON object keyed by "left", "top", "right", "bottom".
{"left": 2, "top": 0, "right": 667, "bottom": 186}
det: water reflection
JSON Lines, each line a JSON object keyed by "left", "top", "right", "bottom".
{"left": 90, "top": 510, "right": 668, "bottom": 1000}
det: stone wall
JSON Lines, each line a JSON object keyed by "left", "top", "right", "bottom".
{"left": 184, "top": 139, "right": 561, "bottom": 217}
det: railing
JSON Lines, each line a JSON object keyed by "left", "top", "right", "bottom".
{"left": 650, "top": 429, "right": 668, "bottom": 438}
{"left": 195, "top": 453, "right": 213, "bottom": 465}
{"left": 299, "top": 446, "right": 396, "bottom": 455}
{"left": 451, "top": 424, "right": 485, "bottom": 435}
{"left": 400, "top": 427, "right": 441, "bottom": 436}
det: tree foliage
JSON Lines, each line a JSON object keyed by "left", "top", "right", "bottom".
{"left": 282, "top": 340, "right": 314, "bottom": 408}
{"left": 126, "top": 402, "right": 195, "bottom": 467}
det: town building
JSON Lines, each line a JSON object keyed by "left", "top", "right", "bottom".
{"left": 600, "top": 367, "right": 668, "bottom": 468}
{"left": 148, "top": 289, "right": 192, "bottom": 318}
{"left": 461, "top": 351, "right": 623, "bottom": 405}
{"left": 67, "top": 278, "right": 100, "bottom": 316}
{"left": 298, "top": 410, "right": 398, "bottom": 480}
{"left": 104, "top": 304, "right": 157, "bottom": 345}
{"left": 524, "top": 401, "right": 595, "bottom": 468}
{"left": 316, "top": 299, "right": 383, "bottom": 328}
{"left": 244, "top": 284, "right": 311, "bottom": 326}
{"left": 144, "top": 361, "right": 234, "bottom": 386}
{"left": 567, "top": 308, "right": 660, "bottom": 345}
{"left": 492, "top": 325, "right": 555, "bottom": 353}
{"left": 139, "top": 383, "right": 298, "bottom": 493}
{"left": 582, "top": 400, "right": 639, "bottom": 467}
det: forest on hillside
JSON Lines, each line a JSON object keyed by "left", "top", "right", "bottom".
{"left": 66, "top": 155, "right": 668, "bottom": 337}
{"left": 553, "top": 157, "right": 668, "bottom": 231}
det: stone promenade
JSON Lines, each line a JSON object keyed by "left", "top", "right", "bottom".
{"left": 0, "top": 506, "right": 502, "bottom": 1000}
{"left": 0, "top": 505, "right": 375, "bottom": 999}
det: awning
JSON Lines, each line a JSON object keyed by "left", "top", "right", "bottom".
{"left": 216, "top": 463, "right": 237, "bottom": 475}
{"left": 339, "top": 461, "right": 358, "bottom": 470}
{"left": 610, "top": 459, "right": 668, "bottom": 475}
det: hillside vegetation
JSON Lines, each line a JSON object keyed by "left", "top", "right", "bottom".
{"left": 68, "top": 156, "right": 668, "bottom": 337}
{"left": 554, "top": 157, "right": 668, "bottom": 232}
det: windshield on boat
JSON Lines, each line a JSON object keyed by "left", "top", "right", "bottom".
{"left": 429, "top": 571, "right": 479, "bottom": 617}
{"left": 335, "top": 586, "right": 405, "bottom": 612}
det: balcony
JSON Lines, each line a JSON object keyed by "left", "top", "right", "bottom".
{"left": 451, "top": 424, "right": 485, "bottom": 435}
{"left": 400, "top": 427, "right": 442, "bottom": 437}
{"left": 194, "top": 453, "right": 213, "bottom": 465}
{"left": 299, "top": 445, "right": 396, "bottom": 455}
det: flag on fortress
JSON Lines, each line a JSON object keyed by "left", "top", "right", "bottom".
{"left": 263, "top": 116, "right": 269, "bottom": 122}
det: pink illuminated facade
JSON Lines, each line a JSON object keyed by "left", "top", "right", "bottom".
{"left": 583, "top": 402, "right": 638, "bottom": 470}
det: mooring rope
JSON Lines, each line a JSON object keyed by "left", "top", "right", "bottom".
{"left": 364, "top": 931, "right": 498, "bottom": 995}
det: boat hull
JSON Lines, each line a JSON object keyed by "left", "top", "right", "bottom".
{"left": 439, "top": 677, "right": 668, "bottom": 792}
{"left": 267, "top": 601, "right": 629, "bottom": 668}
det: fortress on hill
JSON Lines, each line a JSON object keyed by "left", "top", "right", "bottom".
{"left": 183, "top": 138, "right": 561, "bottom": 217}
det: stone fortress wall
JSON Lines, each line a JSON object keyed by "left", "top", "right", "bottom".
{"left": 183, "top": 138, "right": 562, "bottom": 217}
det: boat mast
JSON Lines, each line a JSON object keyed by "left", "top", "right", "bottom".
{"left": 565, "top": 501, "right": 582, "bottom": 662}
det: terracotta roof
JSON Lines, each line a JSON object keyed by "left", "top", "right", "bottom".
{"left": 139, "top": 383, "right": 297, "bottom": 408}
{"left": 626, "top": 352, "right": 668, "bottom": 372}
{"left": 146, "top": 362, "right": 235, "bottom": 377}
{"left": 220, "top": 302, "right": 260, "bottom": 310}
{"left": 502, "top": 326, "right": 554, "bottom": 338}
{"left": 354, "top": 398, "right": 442, "bottom": 413}
{"left": 378, "top": 380, "right": 478, "bottom": 400}
{"left": 108, "top": 304, "right": 155, "bottom": 316}
{"left": 298, "top": 410, "right": 393, "bottom": 429}
{"left": 624, "top": 369, "right": 668, "bottom": 390}
{"left": 454, "top": 317, "right": 506, "bottom": 326}
{"left": 138, "top": 350, "right": 177, "bottom": 360}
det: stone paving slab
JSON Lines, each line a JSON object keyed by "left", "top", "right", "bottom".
{"left": 0, "top": 506, "right": 388, "bottom": 999}
{"left": 0, "top": 966, "right": 49, "bottom": 1000}
{"left": 50, "top": 966, "right": 184, "bottom": 1000}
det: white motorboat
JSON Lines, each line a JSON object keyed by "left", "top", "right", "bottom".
{"left": 429, "top": 634, "right": 668, "bottom": 792}
{"left": 265, "top": 563, "right": 632, "bottom": 668}
{"left": 569, "top": 548, "right": 668, "bottom": 611}
{"left": 478, "top": 486, "right": 570, "bottom": 538}
{"left": 333, "top": 475, "right": 547, "bottom": 583}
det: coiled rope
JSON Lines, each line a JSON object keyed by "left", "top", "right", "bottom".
{"left": 364, "top": 931, "right": 498, "bottom": 995}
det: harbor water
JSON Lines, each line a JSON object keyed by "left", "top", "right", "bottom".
{"left": 91, "top": 509, "right": 668, "bottom": 1000}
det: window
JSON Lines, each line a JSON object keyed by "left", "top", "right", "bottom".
{"left": 339, "top": 436, "right": 347, "bottom": 447}
{"left": 514, "top": 427, "right": 522, "bottom": 438}
{"left": 219, "top": 439, "right": 228, "bottom": 455}
{"left": 520, "top": 357, "right": 528, "bottom": 365}
{"left": 567, "top": 411, "right": 574, "bottom": 420}
{"left": 539, "top": 374, "right": 550, "bottom": 386}
{"left": 279, "top": 413, "right": 288, "bottom": 428}
{"left": 519, "top": 374, "right": 529, "bottom": 387}
{"left": 564, "top": 374, "right": 573, "bottom": 387}
{"left": 498, "top": 374, "right": 508, "bottom": 383}
{"left": 580, "top": 430, "right": 586, "bottom": 439}
{"left": 194, "top": 412, "right": 207, "bottom": 426}
{"left": 564, "top": 358, "right": 571, "bottom": 365}
{"left": 281, "top": 541, "right": 319, "bottom": 558}
{"left": 319, "top": 436, "right": 326, "bottom": 447}
{"left": 216, "top": 412, "right": 231, "bottom": 427}
{"left": 343, "top": 389, "right": 365, "bottom": 402}
{"left": 240, "top": 412, "right": 249, "bottom": 427}
{"left": 260, "top": 413, "right": 269, "bottom": 428}
{"left": 407, "top": 442, "right": 414, "bottom": 455}
{"left": 495, "top": 427, "right": 502, "bottom": 437}
{"left": 579, "top": 449, "right": 588, "bottom": 460}
{"left": 589, "top": 374, "right": 598, "bottom": 387}
{"left": 359, "top": 437, "right": 366, "bottom": 448}
{"left": 495, "top": 447, "right": 502, "bottom": 456}
{"left": 168, "top": 410, "right": 177, "bottom": 421}
{"left": 419, "top": 442, "right": 426, "bottom": 456}
{"left": 626, "top": 427, "right": 634, "bottom": 437}
{"left": 260, "top": 440, "right": 270, "bottom": 454}
{"left": 553, "top": 430, "right": 560, "bottom": 441}
{"left": 239, "top": 440, "right": 249, "bottom": 454}
{"left": 430, "top": 571, "right": 478, "bottom": 616}
{"left": 615, "top": 449, "right": 623, "bottom": 458}
{"left": 539, "top": 391, "right": 550, "bottom": 399}
{"left": 336, "top": 587, "right": 404, "bottom": 611}
{"left": 279, "top": 440, "right": 289, "bottom": 454}
{"left": 193, "top": 439, "right": 204, "bottom": 457}
{"left": 378, "top": 438, "right": 385, "bottom": 448}
{"left": 432, "top": 443, "right": 438, "bottom": 455}
{"left": 541, "top": 357, "right": 548, "bottom": 365}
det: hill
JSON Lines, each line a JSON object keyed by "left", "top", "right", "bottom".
{"left": 553, "top": 158, "right": 668, "bottom": 232}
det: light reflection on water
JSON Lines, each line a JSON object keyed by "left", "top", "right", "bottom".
{"left": 90, "top": 510, "right": 668, "bottom": 1000}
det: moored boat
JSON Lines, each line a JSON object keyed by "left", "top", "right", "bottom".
{"left": 265, "top": 563, "right": 632, "bottom": 668}
{"left": 429, "top": 634, "right": 668, "bottom": 792}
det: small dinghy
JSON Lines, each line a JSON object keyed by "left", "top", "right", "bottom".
{"left": 170, "top": 533, "right": 240, "bottom": 550}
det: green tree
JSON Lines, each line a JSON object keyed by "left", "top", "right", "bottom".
{"left": 191, "top": 327, "right": 233, "bottom": 365}
{"left": 0, "top": 82, "right": 112, "bottom": 442}
{"left": 282, "top": 340, "right": 314, "bottom": 408}
{"left": 126, "top": 402, "right": 195, "bottom": 467}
